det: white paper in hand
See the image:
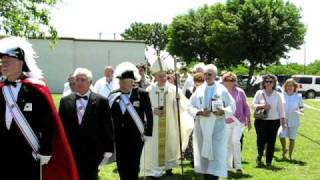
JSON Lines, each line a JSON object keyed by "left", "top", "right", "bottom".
{"left": 211, "top": 99, "right": 223, "bottom": 112}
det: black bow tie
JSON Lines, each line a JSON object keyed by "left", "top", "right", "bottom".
{"left": 4, "top": 80, "right": 17, "bottom": 87}
{"left": 122, "top": 92, "right": 130, "bottom": 95}
{"left": 76, "top": 95, "right": 88, "bottom": 100}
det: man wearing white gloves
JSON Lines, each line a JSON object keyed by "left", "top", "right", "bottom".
{"left": 0, "top": 37, "right": 78, "bottom": 180}
{"left": 109, "top": 62, "right": 153, "bottom": 180}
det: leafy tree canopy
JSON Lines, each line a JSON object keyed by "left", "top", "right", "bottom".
{"left": 0, "top": 0, "right": 59, "bottom": 44}
{"left": 121, "top": 22, "right": 168, "bottom": 51}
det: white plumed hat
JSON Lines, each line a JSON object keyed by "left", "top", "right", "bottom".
{"left": 114, "top": 62, "right": 141, "bottom": 82}
{"left": 0, "top": 36, "right": 43, "bottom": 79}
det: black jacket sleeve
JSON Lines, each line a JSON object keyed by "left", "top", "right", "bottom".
{"left": 98, "top": 97, "right": 114, "bottom": 153}
{"left": 141, "top": 91, "right": 153, "bottom": 136}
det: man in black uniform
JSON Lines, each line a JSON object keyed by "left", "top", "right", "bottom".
{"left": 109, "top": 62, "right": 153, "bottom": 180}
{"left": 0, "top": 37, "right": 78, "bottom": 180}
{"left": 59, "top": 67, "right": 114, "bottom": 180}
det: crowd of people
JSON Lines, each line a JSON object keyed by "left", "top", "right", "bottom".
{"left": 0, "top": 36, "right": 305, "bottom": 180}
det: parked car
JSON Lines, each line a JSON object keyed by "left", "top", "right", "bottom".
{"left": 292, "top": 75, "right": 320, "bottom": 98}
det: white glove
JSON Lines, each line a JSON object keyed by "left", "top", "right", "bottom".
{"left": 100, "top": 152, "right": 114, "bottom": 166}
{"left": 103, "top": 152, "right": 113, "bottom": 158}
{"left": 37, "top": 154, "right": 52, "bottom": 165}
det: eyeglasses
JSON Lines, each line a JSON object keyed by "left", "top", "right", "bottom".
{"left": 224, "top": 79, "right": 236, "bottom": 82}
{"left": 0, "top": 60, "right": 19, "bottom": 66}
{"left": 204, "top": 73, "right": 213, "bottom": 76}
{"left": 265, "top": 80, "right": 274, "bottom": 84}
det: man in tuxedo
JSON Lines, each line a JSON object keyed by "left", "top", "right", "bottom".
{"left": 0, "top": 36, "right": 78, "bottom": 180}
{"left": 59, "top": 67, "right": 114, "bottom": 180}
{"left": 109, "top": 62, "right": 153, "bottom": 180}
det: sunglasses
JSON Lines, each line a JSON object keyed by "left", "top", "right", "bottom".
{"left": 204, "top": 73, "right": 213, "bottom": 76}
{"left": 224, "top": 79, "right": 236, "bottom": 82}
{"left": 265, "top": 80, "right": 274, "bottom": 84}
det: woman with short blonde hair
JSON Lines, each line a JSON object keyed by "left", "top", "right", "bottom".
{"left": 283, "top": 78, "right": 299, "bottom": 92}
{"left": 279, "top": 78, "right": 303, "bottom": 160}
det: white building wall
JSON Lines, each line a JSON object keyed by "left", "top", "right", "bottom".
{"left": 30, "top": 38, "right": 146, "bottom": 93}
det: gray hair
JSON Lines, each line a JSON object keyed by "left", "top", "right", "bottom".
{"left": 205, "top": 64, "right": 218, "bottom": 75}
{"left": 73, "top": 67, "right": 93, "bottom": 81}
{"left": 261, "top": 74, "right": 277, "bottom": 90}
{"left": 104, "top": 65, "right": 114, "bottom": 71}
{"left": 192, "top": 62, "right": 205, "bottom": 72}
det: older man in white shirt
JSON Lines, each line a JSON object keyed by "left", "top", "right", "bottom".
{"left": 94, "top": 65, "right": 119, "bottom": 98}
{"left": 189, "top": 64, "right": 236, "bottom": 180}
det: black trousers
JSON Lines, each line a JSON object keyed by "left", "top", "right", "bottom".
{"left": 116, "top": 138, "right": 144, "bottom": 180}
{"left": 75, "top": 154, "right": 102, "bottom": 180}
{"left": 3, "top": 157, "right": 40, "bottom": 180}
{"left": 254, "top": 119, "right": 280, "bottom": 164}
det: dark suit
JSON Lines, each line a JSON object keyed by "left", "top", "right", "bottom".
{"left": 0, "top": 83, "right": 54, "bottom": 180}
{"left": 59, "top": 92, "right": 113, "bottom": 180}
{"left": 109, "top": 87, "right": 153, "bottom": 180}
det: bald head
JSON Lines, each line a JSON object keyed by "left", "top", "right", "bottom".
{"left": 104, "top": 65, "right": 114, "bottom": 81}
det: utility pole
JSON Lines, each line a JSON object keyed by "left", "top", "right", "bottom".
{"left": 304, "top": 41, "right": 306, "bottom": 74}
{"left": 99, "top": 32, "right": 102, "bottom": 40}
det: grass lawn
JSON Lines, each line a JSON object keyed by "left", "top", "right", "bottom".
{"left": 52, "top": 95, "right": 320, "bottom": 180}
{"left": 304, "top": 99, "right": 320, "bottom": 109}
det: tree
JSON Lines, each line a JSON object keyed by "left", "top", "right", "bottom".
{"left": 306, "top": 60, "right": 320, "bottom": 75}
{"left": 167, "top": 5, "right": 218, "bottom": 65}
{"left": 121, "top": 22, "right": 168, "bottom": 51}
{"left": 210, "top": 0, "right": 306, "bottom": 89}
{"left": 168, "top": 0, "right": 306, "bottom": 89}
{"left": 0, "top": 0, "right": 58, "bottom": 44}
{"left": 263, "top": 63, "right": 304, "bottom": 75}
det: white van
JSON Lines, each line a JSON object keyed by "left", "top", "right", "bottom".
{"left": 292, "top": 75, "right": 320, "bottom": 98}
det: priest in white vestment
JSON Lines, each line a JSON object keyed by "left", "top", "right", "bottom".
{"left": 140, "top": 57, "right": 194, "bottom": 178}
{"left": 189, "top": 64, "right": 236, "bottom": 180}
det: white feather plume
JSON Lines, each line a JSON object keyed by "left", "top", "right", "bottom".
{"left": 0, "top": 36, "right": 43, "bottom": 79}
{"left": 114, "top": 61, "right": 141, "bottom": 82}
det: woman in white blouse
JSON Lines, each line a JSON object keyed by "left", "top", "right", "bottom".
{"left": 279, "top": 78, "right": 303, "bottom": 160}
{"left": 252, "top": 74, "right": 286, "bottom": 167}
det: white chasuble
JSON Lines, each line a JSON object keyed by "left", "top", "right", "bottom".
{"left": 141, "top": 82, "right": 194, "bottom": 177}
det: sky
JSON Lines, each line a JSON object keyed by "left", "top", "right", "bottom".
{"left": 50, "top": 0, "right": 320, "bottom": 65}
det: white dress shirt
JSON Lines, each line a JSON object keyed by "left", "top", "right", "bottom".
{"left": 5, "top": 82, "right": 22, "bottom": 130}
{"left": 252, "top": 89, "right": 285, "bottom": 120}
{"left": 93, "top": 77, "right": 119, "bottom": 98}
{"left": 76, "top": 91, "right": 91, "bottom": 125}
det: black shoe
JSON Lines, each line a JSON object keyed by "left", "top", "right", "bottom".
{"left": 190, "top": 161, "right": 194, "bottom": 168}
{"left": 165, "top": 169, "right": 174, "bottom": 176}
{"left": 256, "top": 156, "right": 263, "bottom": 166}
{"left": 146, "top": 176, "right": 160, "bottom": 180}
{"left": 236, "top": 169, "right": 243, "bottom": 175}
{"left": 266, "top": 162, "right": 272, "bottom": 168}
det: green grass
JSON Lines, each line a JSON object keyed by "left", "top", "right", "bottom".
{"left": 51, "top": 95, "right": 320, "bottom": 180}
{"left": 304, "top": 99, "right": 320, "bottom": 109}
